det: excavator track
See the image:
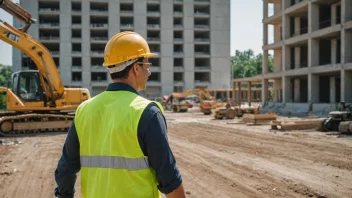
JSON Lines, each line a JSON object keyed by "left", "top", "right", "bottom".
{"left": 0, "top": 113, "right": 74, "bottom": 137}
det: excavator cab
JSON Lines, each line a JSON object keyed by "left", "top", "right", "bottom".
{"left": 11, "top": 70, "right": 45, "bottom": 102}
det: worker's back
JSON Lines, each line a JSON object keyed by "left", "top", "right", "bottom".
{"left": 74, "top": 90, "right": 161, "bottom": 198}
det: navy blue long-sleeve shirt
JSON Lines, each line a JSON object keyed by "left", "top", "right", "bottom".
{"left": 54, "top": 83, "right": 182, "bottom": 197}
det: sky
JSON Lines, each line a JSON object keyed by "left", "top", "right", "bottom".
{"left": 0, "top": 0, "right": 263, "bottom": 66}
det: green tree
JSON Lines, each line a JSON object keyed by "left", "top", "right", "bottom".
{"left": 0, "top": 64, "right": 12, "bottom": 109}
{"left": 231, "top": 49, "right": 273, "bottom": 79}
{"left": 0, "top": 64, "right": 12, "bottom": 86}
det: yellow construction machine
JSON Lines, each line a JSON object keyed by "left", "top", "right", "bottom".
{"left": 0, "top": 0, "right": 91, "bottom": 136}
{"left": 182, "top": 89, "right": 218, "bottom": 115}
{"left": 163, "top": 92, "right": 193, "bottom": 112}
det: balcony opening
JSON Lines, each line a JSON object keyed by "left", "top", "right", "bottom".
{"left": 149, "top": 58, "right": 160, "bottom": 67}
{"left": 147, "top": 30, "right": 160, "bottom": 41}
{"left": 39, "top": 29, "right": 59, "bottom": 40}
{"left": 290, "top": 47, "right": 295, "bottom": 69}
{"left": 120, "top": 17, "right": 134, "bottom": 27}
{"left": 194, "top": 4, "right": 210, "bottom": 15}
{"left": 43, "top": 43, "right": 60, "bottom": 54}
{"left": 194, "top": 18, "right": 209, "bottom": 28}
{"left": 174, "top": 58, "right": 183, "bottom": 68}
{"left": 72, "top": 43, "right": 81, "bottom": 53}
{"left": 39, "top": 1, "right": 59, "bottom": 11}
{"left": 91, "top": 29, "right": 108, "bottom": 41}
{"left": 318, "top": 73, "right": 341, "bottom": 103}
{"left": 90, "top": 16, "right": 108, "bottom": 28}
{"left": 287, "top": 76, "right": 308, "bottom": 103}
{"left": 147, "top": 17, "right": 160, "bottom": 28}
{"left": 300, "top": 44, "right": 308, "bottom": 67}
{"left": 90, "top": 2, "right": 108, "bottom": 12}
{"left": 194, "top": 31, "right": 209, "bottom": 41}
{"left": 194, "top": 44, "right": 210, "bottom": 55}
{"left": 72, "top": 57, "right": 81, "bottom": 68}
{"left": 319, "top": 39, "right": 331, "bottom": 65}
{"left": 319, "top": 5, "right": 331, "bottom": 29}
{"left": 336, "top": 4, "right": 341, "bottom": 24}
{"left": 174, "top": 18, "right": 183, "bottom": 27}
{"left": 336, "top": 38, "right": 341, "bottom": 64}
{"left": 300, "top": 17, "right": 308, "bottom": 34}
{"left": 174, "top": 44, "right": 183, "bottom": 54}
{"left": 71, "top": 2, "right": 81, "bottom": 12}
{"left": 149, "top": 44, "right": 160, "bottom": 53}
{"left": 173, "top": 4, "right": 183, "bottom": 14}
{"left": 195, "top": 72, "right": 210, "bottom": 83}
{"left": 174, "top": 31, "right": 183, "bottom": 41}
{"left": 72, "top": 72, "right": 82, "bottom": 81}
{"left": 195, "top": 58, "right": 210, "bottom": 69}
{"left": 72, "top": 29, "right": 81, "bottom": 39}
{"left": 72, "top": 16, "right": 81, "bottom": 25}
{"left": 91, "top": 43, "right": 105, "bottom": 54}
{"left": 91, "top": 72, "right": 107, "bottom": 82}
{"left": 149, "top": 72, "right": 160, "bottom": 82}
{"left": 120, "top": 3, "right": 133, "bottom": 12}
{"left": 91, "top": 57, "right": 104, "bottom": 66}
{"left": 39, "top": 15, "right": 59, "bottom": 24}
{"left": 147, "top": 4, "right": 160, "bottom": 13}
{"left": 174, "top": 72, "right": 184, "bottom": 83}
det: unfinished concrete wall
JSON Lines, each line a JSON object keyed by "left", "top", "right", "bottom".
{"left": 343, "top": 70, "right": 352, "bottom": 103}
{"left": 345, "top": 30, "right": 352, "bottom": 63}
{"left": 309, "top": 74, "right": 319, "bottom": 103}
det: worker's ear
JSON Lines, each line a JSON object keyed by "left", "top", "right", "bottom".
{"left": 132, "top": 62, "right": 140, "bottom": 77}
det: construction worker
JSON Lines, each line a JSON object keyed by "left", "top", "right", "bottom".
{"left": 54, "top": 31, "right": 186, "bottom": 198}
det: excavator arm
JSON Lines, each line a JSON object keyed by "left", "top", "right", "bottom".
{"left": 0, "top": 0, "right": 35, "bottom": 32}
{"left": 0, "top": 0, "right": 64, "bottom": 104}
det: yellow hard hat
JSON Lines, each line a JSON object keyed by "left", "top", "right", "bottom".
{"left": 103, "top": 31, "right": 157, "bottom": 69}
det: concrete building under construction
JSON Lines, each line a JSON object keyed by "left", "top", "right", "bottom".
{"left": 12, "top": 0, "right": 231, "bottom": 97}
{"left": 233, "top": 0, "right": 352, "bottom": 113}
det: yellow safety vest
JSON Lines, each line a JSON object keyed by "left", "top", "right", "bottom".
{"left": 75, "top": 90, "right": 163, "bottom": 198}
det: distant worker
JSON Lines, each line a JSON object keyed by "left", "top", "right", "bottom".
{"left": 53, "top": 31, "right": 186, "bottom": 198}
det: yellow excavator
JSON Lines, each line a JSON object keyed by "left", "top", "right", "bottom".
{"left": 0, "top": 0, "right": 91, "bottom": 136}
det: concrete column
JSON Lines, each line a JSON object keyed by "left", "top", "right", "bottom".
{"left": 330, "top": 77, "right": 336, "bottom": 103}
{"left": 294, "top": 17, "right": 301, "bottom": 36}
{"left": 263, "top": 0, "right": 268, "bottom": 45}
{"left": 262, "top": 79, "right": 269, "bottom": 104}
{"left": 232, "top": 81, "right": 235, "bottom": 105}
{"left": 283, "top": 76, "right": 292, "bottom": 103}
{"left": 295, "top": 47, "right": 301, "bottom": 69}
{"left": 226, "top": 90, "right": 230, "bottom": 103}
{"left": 273, "top": 79, "right": 282, "bottom": 102}
{"left": 308, "top": 74, "right": 319, "bottom": 103}
{"left": 309, "top": 38, "right": 319, "bottom": 67}
{"left": 238, "top": 82, "right": 242, "bottom": 106}
{"left": 342, "top": 70, "right": 352, "bottom": 103}
{"left": 283, "top": 15, "right": 290, "bottom": 39}
{"left": 294, "top": 78, "right": 300, "bottom": 102}
{"left": 283, "top": 46, "right": 290, "bottom": 70}
{"left": 309, "top": 3, "right": 319, "bottom": 32}
{"left": 331, "top": 39, "right": 337, "bottom": 64}
{"left": 263, "top": 50, "right": 268, "bottom": 74}
{"left": 248, "top": 82, "right": 252, "bottom": 106}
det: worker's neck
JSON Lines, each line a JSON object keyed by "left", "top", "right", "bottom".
{"left": 112, "top": 79, "right": 139, "bottom": 92}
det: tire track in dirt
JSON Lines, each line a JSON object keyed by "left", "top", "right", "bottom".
{"left": 168, "top": 122, "right": 352, "bottom": 198}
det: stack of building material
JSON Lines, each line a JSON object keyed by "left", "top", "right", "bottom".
{"left": 270, "top": 119, "right": 325, "bottom": 131}
{"left": 338, "top": 121, "right": 352, "bottom": 134}
{"left": 242, "top": 112, "right": 276, "bottom": 125}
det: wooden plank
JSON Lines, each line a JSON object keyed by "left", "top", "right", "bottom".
{"left": 242, "top": 113, "right": 276, "bottom": 125}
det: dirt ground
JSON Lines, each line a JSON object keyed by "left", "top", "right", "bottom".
{"left": 0, "top": 109, "right": 352, "bottom": 198}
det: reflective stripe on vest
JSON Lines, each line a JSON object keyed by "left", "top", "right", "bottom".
{"left": 80, "top": 156, "right": 149, "bottom": 170}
